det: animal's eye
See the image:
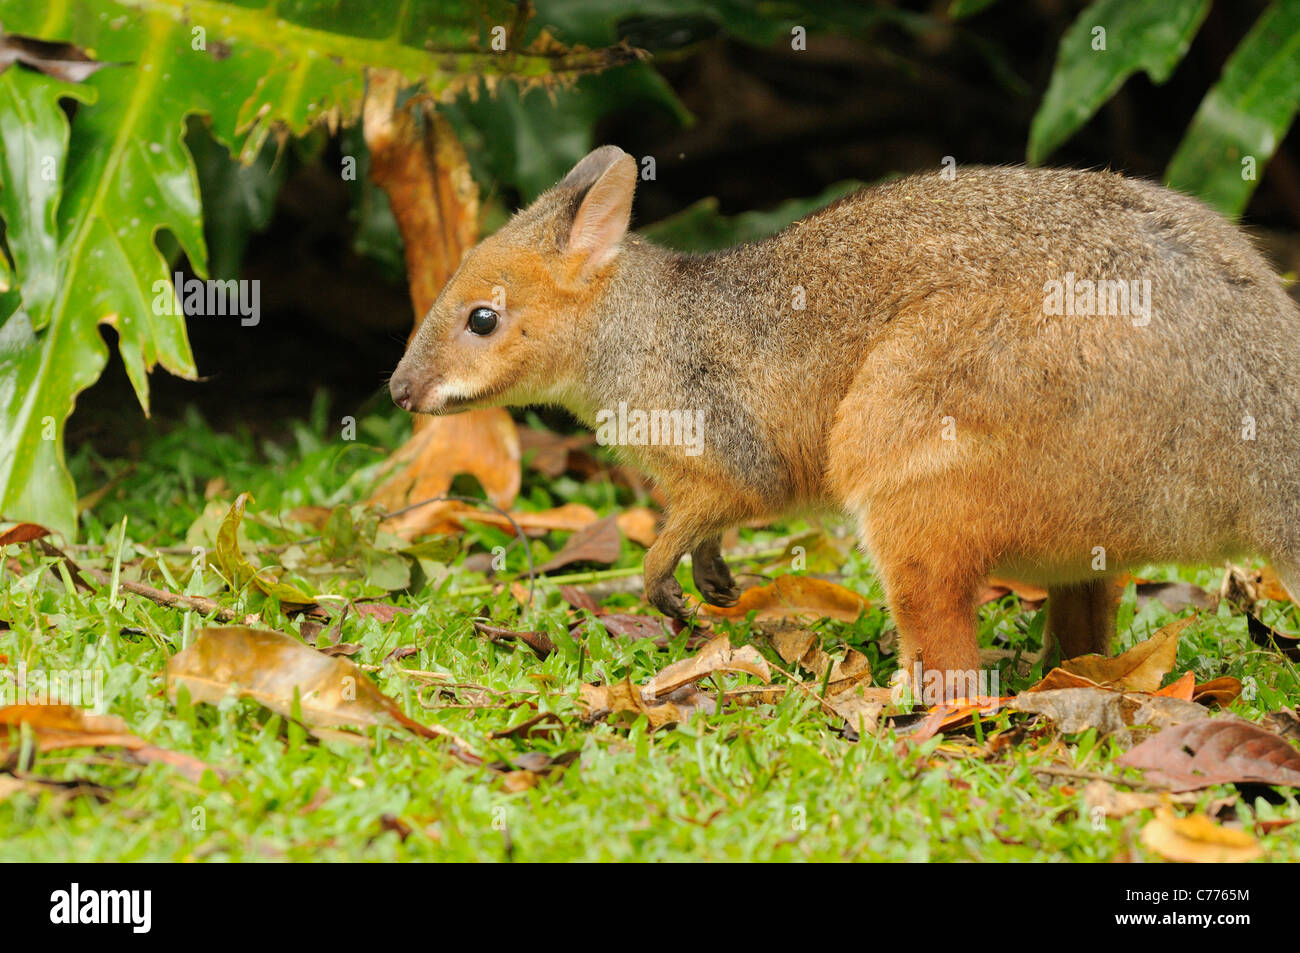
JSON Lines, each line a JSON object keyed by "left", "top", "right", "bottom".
{"left": 467, "top": 306, "right": 499, "bottom": 336}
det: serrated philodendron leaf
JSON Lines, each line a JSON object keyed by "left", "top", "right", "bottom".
{"left": 1027, "top": 0, "right": 1210, "bottom": 165}
{"left": 0, "top": 0, "right": 640, "bottom": 538}
{"left": 1165, "top": 1, "right": 1300, "bottom": 219}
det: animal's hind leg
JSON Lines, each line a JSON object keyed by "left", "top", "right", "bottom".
{"left": 1044, "top": 578, "right": 1120, "bottom": 662}
{"left": 859, "top": 504, "right": 989, "bottom": 700}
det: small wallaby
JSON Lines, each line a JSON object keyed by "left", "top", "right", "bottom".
{"left": 390, "top": 145, "right": 1300, "bottom": 696}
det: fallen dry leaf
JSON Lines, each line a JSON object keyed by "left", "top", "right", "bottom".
{"left": 167, "top": 627, "right": 479, "bottom": 764}
{"left": 475, "top": 620, "right": 556, "bottom": 660}
{"left": 825, "top": 686, "right": 896, "bottom": 736}
{"left": 1060, "top": 617, "right": 1192, "bottom": 692}
{"left": 761, "top": 623, "right": 871, "bottom": 695}
{"left": 1082, "top": 780, "right": 1204, "bottom": 819}
{"left": 616, "top": 508, "right": 659, "bottom": 547}
{"left": 1141, "top": 806, "right": 1263, "bottom": 862}
{"left": 1134, "top": 580, "right": 1215, "bottom": 613}
{"left": 0, "top": 523, "right": 52, "bottom": 547}
{"left": 518, "top": 428, "right": 594, "bottom": 478}
{"left": 0, "top": 706, "right": 215, "bottom": 782}
{"left": 1010, "top": 687, "right": 1206, "bottom": 735}
{"left": 1155, "top": 671, "right": 1195, "bottom": 701}
{"left": 455, "top": 502, "right": 599, "bottom": 536}
{"left": 1118, "top": 718, "right": 1300, "bottom": 791}
{"left": 701, "top": 575, "right": 869, "bottom": 623}
{"left": 579, "top": 635, "right": 769, "bottom": 728}
{"left": 536, "top": 515, "right": 622, "bottom": 573}
{"left": 1246, "top": 612, "right": 1300, "bottom": 662}
{"left": 351, "top": 602, "right": 413, "bottom": 623}
{"left": 1192, "top": 676, "right": 1242, "bottom": 707}
{"left": 978, "top": 576, "right": 1048, "bottom": 608}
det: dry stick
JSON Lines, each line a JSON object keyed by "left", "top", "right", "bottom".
{"left": 764, "top": 657, "right": 843, "bottom": 720}
{"left": 1029, "top": 765, "right": 1168, "bottom": 790}
{"left": 38, "top": 540, "right": 255, "bottom": 624}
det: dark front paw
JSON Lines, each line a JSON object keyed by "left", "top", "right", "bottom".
{"left": 693, "top": 555, "right": 740, "bottom": 607}
{"left": 647, "top": 573, "right": 692, "bottom": 622}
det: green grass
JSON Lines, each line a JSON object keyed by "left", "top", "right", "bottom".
{"left": 3, "top": 395, "right": 1299, "bottom": 862}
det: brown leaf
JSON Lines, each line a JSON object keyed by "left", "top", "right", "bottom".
{"left": 518, "top": 428, "right": 594, "bottom": 478}
{"left": 166, "top": 627, "right": 480, "bottom": 765}
{"left": 0, "top": 523, "right": 52, "bottom": 546}
{"left": 1082, "top": 780, "right": 1203, "bottom": 819}
{"left": 1155, "top": 671, "right": 1195, "bottom": 701}
{"left": 761, "top": 623, "right": 871, "bottom": 695}
{"left": 581, "top": 613, "right": 696, "bottom": 649}
{"left": 701, "top": 575, "right": 869, "bottom": 623}
{"left": 351, "top": 602, "right": 413, "bottom": 623}
{"left": 455, "top": 502, "right": 599, "bottom": 535}
{"left": 369, "top": 411, "right": 521, "bottom": 540}
{"left": 559, "top": 585, "right": 602, "bottom": 613}
{"left": 579, "top": 677, "right": 714, "bottom": 729}
{"left": 536, "top": 515, "right": 622, "bottom": 573}
{"left": 474, "top": 620, "right": 555, "bottom": 660}
{"left": 616, "top": 508, "right": 659, "bottom": 547}
{"left": 978, "top": 576, "right": 1048, "bottom": 608}
{"left": 1010, "top": 687, "right": 1207, "bottom": 735}
{"left": 1134, "top": 581, "right": 1215, "bottom": 613}
{"left": 1060, "top": 617, "right": 1192, "bottom": 692}
{"left": 1026, "top": 667, "right": 1102, "bottom": 692}
{"left": 824, "top": 686, "right": 896, "bottom": 737}
{"left": 1118, "top": 719, "right": 1300, "bottom": 791}
{"left": 1192, "top": 676, "right": 1243, "bottom": 707}
{"left": 0, "top": 706, "right": 215, "bottom": 782}
{"left": 487, "top": 712, "right": 565, "bottom": 741}
{"left": 643, "top": 635, "right": 771, "bottom": 698}
{"left": 1246, "top": 612, "right": 1300, "bottom": 661}
{"left": 1140, "top": 807, "right": 1263, "bottom": 862}
{"left": 579, "top": 635, "right": 767, "bottom": 728}
{"left": 0, "top": 31, "right": 112, "bottom": 83}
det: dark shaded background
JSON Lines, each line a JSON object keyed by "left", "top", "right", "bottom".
{"left": 70, "top": 0, "right": 1300, "bottom": 456}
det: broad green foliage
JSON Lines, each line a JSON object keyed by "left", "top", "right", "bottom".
{"left": 1028, "top": 0, "right": 1211, "bottom": 166}
{"left": 1030, "top": 0, "right": 1300, "bottom": 219}
{"left": 1166, "top": 1, "right": 1300, "bottom": 217}
{"left": 0, "top": 0, "right": 631, "bottom": 539}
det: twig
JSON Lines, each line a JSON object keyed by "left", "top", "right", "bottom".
{"left": 37, "top": 540, "right": 255, "bottom": 624}
{"left": 1029, "top": 765, "right": 1168, "bottom": 790}
{"left": 765, "top": 657, "right": 842, "bottom": 720}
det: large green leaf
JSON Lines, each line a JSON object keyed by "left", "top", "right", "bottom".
{"left": 0, "top": 69, "right": 99, "bottom": 540}
{"left": 0, "top": 0, "right": 638, "bottom": 538}
{"left": 1165, "top": 2, "right": 1300, "bottom": 218}
{"left": 1027, "top": 0, "right": 1210, "bottom": 165}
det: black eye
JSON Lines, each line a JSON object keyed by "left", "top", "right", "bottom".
{"left": 467, "top": 307, "right": 499, "bottom": 336}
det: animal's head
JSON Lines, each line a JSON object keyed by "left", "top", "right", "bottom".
{"left": 389, "top": 145, "right": 637, "bottom": 415}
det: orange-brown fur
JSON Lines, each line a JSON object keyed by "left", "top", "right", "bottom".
{"left": 390, "top": 147, "right": 1300, "bottom": 694}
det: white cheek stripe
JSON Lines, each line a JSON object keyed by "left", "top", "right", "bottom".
{"left": 434, "top": 379, "right": 476, "bottom": 402}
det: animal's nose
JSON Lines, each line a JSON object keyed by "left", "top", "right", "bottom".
{"left": 390, "top": 374, "right": 413, "bottom": 411}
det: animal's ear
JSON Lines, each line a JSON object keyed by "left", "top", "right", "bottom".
{"left": 557, "top": 145, "right": 631, "bottom": 193}
{"left": 564, "top": 149, "right": 636, "bottom": 274}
